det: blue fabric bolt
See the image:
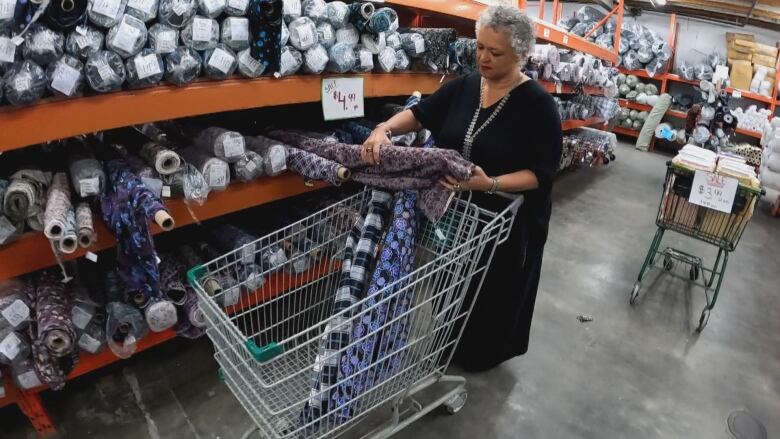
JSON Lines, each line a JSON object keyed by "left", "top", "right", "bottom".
{"left": 248, "top": 0, "right": 282, "bottom": 72}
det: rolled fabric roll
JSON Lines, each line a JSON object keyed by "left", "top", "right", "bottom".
{"left": 140, "top": 142, "right": 181, "bottom": 175}
{"left": 0, "top": 326, "right": 32, "bottom": 366}
{"left": 85, "top": 50, "right": 126, "bottom": 92}
{"left": 148, "top": 23, "right": 179, "bottom": 54}
{"left": 408, "top": 27, "right": 456, "bottom": 73}
{"left": 248, "top": 0, "right": 283, "bottom": 72}
{"left": 283, "top": 0, "right": 301, "bottom": 22}
{"left": 69, "top": 153, "right": 105, "bottom": 198}
{"left": 302, "top": 43, "right": 328, "bottom": 74}
{"left": 179, "top": 148, "right": 231, "bottom": 190}
{"left": 221, "top": 16, "right": 250, "bottom": 51}
{"left": 158, "top": 0, "right": 197, "bottom": 28}
{"left": 76, "top": 203, "right": 96, "bottom": 248}
{"left": 174, "top": 287, "right": 206, "bottom": 339}
{"left": 11, "top": 355, "right": 44, "bottom": 390}
{"left": 162, "top": 163, "right": 210, "bottom": 203}
{"left": 194, "top": 241, "right": 241, "bottom": 306}
{"left": 182, "top": 15, "right": 219, "bottom": 51}
{"left": 23, "top": 25, "right": 65, "bottom": 66}
{"left": 77, "top": 320, "right": 107, "bottom": 354}
{"left": 367, "top": 7, "right": 398, "bottom": 34}
{"left": 400, "top": 32, "right": 425, "bottom": 58}
{"left": 361, "top": 32, "right": 385, "bottom": 54}
{"left": 46, "top": 54, "right": 85, "bottom": 97}
{"left": 88, "top": 0, "right": 128, "bottom": 27}
{"left": 125, "top": 48, "right": 165, "bottom": 88}
{"left": 376, "top": 46, "right": 395, "bottom": 72}
{"left": 352, "top": 45, "right": 373, "bottom": 73}
{"left": 237, "top": 48, "right": 266, "bottom": 77}
{"left": 4, "top": 170, "right": 51, "bottom": 223}
{"left": 43, "top": 173, "right": 72, "bottom": 240}
{"left": 193, "top": 127, "right": 246, "bottom": 163}
{"left": 198, "top": 0, "right": 226, "bottom": 18}
{"left": 126, "top": 155, "right": 163, "bottom": 197}
{"left": 315, "top": 22, "right": 335, "bottom": 48}
{"left": 203, "top": 44, "right": 239, "bottom": 79}
{"left": 164, "top": 47, "right": 203, "bottom": 86}
{"left": 324, "top": 0, "right": 348, "bottom": 28}
{"left": 326, "top": 42, "right": 355, "bottom": 73}
{"left": 303, "top": 0, "right": 326, "bottom": 22}
{"left": 335, "top": 23, "right": 358, "bottom": 45}
{"left": 176, "top": 244, "right": 222, "bottom": 298}
{"left": 34, "top": 271, "right": 77, "bottom": 358}
{"left": 65, "top": 26, "right": 105, "bottom": 61}
{"left": 394, "top": 49, "right": 409, "bottom": 71}
{"left": 59, "top": 209, "right": 78, "bottom": 254}
{"left": 245, "top": 135, "right": 288, "bottom": 176}
{"left": 386, "top": 31, "right": 401, "bottom": 50}
{"left": 0, "top": 279, "right": 34, "bottom": 330}
{"left": 159, "top": 254, "right": 188, "bottom": 305}
{"left": 231, "top": 151, "right": 264, "bottom": 182}
{"left": 106, "top": 301, "right": 149, "bottom": 358}
{"left": 347, "top": 1, "right": 373, "bottom": 32}
{"left": 280, "top": 19, "right": 289, "bottom": 45}
{"left": 288, "top": 16, "right": 318, "bottom": 52}
{"left": 278, "top": 45, "right": 302, "bottom": 76}
{"left": 225, "top": 0, "right": 249, "bottom": 16}
{"left": 287, "top": 146, "right": 349, "bottom": 185}
{"left": 126, "top": 0, "right": 159, "bottom": 22}
{"left": 2, "top": 61, "right": 47, "bottom": 106}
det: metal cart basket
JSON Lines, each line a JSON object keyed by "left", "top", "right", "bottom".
{"left": 630, "top": 163, "right": 762, "bottom": 331}
{"left": 187, "top": 189, "right": 522, "bottom": 439}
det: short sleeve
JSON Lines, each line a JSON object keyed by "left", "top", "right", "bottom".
{"left": 410, "top": 75, "right": 465, "bottom": 136}
{"left": 526, "top": 92, "right": 563, "bottom": 191}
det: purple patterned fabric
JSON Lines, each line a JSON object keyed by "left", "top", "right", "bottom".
{"left": 268, "top": 131, "right": 472, "bottom": 221}
{"left": 287, "top": 146, "right": 347, "bottom": 186}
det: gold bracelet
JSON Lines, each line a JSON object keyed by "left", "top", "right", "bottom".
{"left": 488, "top": 177, "right": 499, "bottom": 194}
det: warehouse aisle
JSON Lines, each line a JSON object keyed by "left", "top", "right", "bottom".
{"left": 3, "top": 142, "right": 779, "bottom": 439}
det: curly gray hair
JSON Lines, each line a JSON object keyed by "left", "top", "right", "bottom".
{"left": 476, "top": 5, "right": 536, "bottom": 62}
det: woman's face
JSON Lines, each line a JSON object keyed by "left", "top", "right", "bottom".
{"left": 477, "top": 26, "right": 520, "bottom": 80}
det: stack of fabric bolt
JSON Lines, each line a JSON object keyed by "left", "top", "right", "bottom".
{"left": 0, "top": 1, "right": 435, "bottom": 107}
{"left": 559, "top": 127, "right": 617, "bottom": 171}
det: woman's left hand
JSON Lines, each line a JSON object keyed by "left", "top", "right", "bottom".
{"left": 440, "top": 166, "right": 492, "bottom": 192}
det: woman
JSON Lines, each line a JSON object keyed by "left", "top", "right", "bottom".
{"left": 361, "top": 5, "right": 562, "bottom": 372}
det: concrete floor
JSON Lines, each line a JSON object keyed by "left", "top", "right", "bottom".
{"left": 3, "top": 142, "right": 780, "bottom": 438}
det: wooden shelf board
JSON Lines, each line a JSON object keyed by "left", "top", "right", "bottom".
{"left": 611, "top": 126, "right": 641, "bottom": 137}
{"left": 0, "top": 73, "right": 445, "bottom": 153}
{"left": 667, "top": 109, "right": 687, "bottom": 119}
{"left": 618, "top": 99, "right": 652, "bottom": 112}
{"left": 735, "top": 127, "right": 763, "bottom": 139}
{"left": 0, "top": 173, "right": 327, "bottom": 282}
{"left": 562, "top": 117, "right": 606, "bottom": 131}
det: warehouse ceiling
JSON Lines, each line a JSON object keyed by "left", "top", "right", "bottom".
{"left": 619, "top": 0, "right": 780, "bottom": 30}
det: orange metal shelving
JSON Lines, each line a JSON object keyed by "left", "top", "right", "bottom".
{"left": 618, "top": 99, "right": 652, "bottom": 112}
{"left": 562, "top": 117, "right": 606, "bottom": 131}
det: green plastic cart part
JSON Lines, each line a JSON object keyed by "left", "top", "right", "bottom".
{"left": 246, "top": 340, "right": 284, "bottom": 363}
{"left": 218, "top": 368, "right": 225, "bottom": 383}
{"left": 186, "top": 264, "right": 206, "bottom": 285}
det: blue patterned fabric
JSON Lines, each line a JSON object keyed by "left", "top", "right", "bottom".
{"left": 331, "top": 189, "right": 418, "bottom": 424}
{"left": 300, "top": 189, "right": 393, "bottom": 432}
{"left": 248, "top": 0, "right": 282, "bottom": 72}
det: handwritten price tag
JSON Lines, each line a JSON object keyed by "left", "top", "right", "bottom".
{"left": 689, "top": 170, "right": 738, "bottom": 214}
{"left": 321, "top": 77, "right": 364, "bottom": 121}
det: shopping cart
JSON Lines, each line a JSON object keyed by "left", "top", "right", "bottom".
{"left": 629, "top": 163, "right": 763, "bottom": 331}
{"left": 187, "top": 189, "right": 522, "bottom": 439}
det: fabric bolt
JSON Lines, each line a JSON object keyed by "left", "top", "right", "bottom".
{"left": 245, "top": 135, "right": 288, "bottom": 176}
{"left": 198, "top": 0, "right": 225, "bottom": 18}
{"left": 85, "top": 50, "right": 126, "bottom": 92}
{"left": 237, "top": 47, "right": 266, "bottom": 77}
{"left": 33, "top": 270, "right": 77, "bottom": 357}
{"left": 220, "top": 16, "right": 250, "bottom": 51}
{"left": 449, "top": 37, "right": 477, "bottom": 75}
{"left": 316, "top": 22, "right": 335, "bottom": 48}
{"left": 324, "top": 0, "right": 348, "bottom": 29}
{"left": 125, "top": 0, "right": 159, "bottom": 22}
{"left": 282, "top": 0, "right": 301, "bottom": 22}
{"left": 182, "top": 15, "right": 218, "bottom": 51}
{"left": 192, "top": 127, "right": 245, "bottom": 163}
{"left": 162, "top": 162, "right": 211, "bottom": 204}
{"left": 65, "top": 26, "right": 104, "bottom": 61}
{"left": 269, "top": 131, "right": 473, "bottom": 221}
{"left": 46, "top": 54, "right": 85, "bottom": 97}
{"left": 203, "top": 44, "right": 239, "bottom": 79}
{"left": 87, "top": 0, "right": 127, "bottom": 27}
{"left": 367, "top": 7, "right": 397, "bottom": 34}
{"left": 326, "top": 42, "right": 354, "bottom": 73}
{"left": 4, "top": 169, "right": 51, "bottom": 223}
{"left": 75, "top": 202, "right": 96, "bottom": 248}
{"left": 399, "top": 32, "right": 424, "bottom": 58}
{"left": 148, "top": 24, "right": 179, "bottom": 54}
{"left": 225, "top": 0, "right": 249, "bottom": 16}
{"left": 302, "top": 43, "right": 328, "bottom": 74}
{"left": 0, "top": 278, "right": 34, "bottom": 330}
{"left": 23, "top": 25, "right": 65, "bottom": 66}
{"left": 158, "top": 0, "right": 197, "bottom": 28}
{"left": 287, "top": 146, "right": 349, "bottom": 186}
{"left": 334, "top": 22, "right": 357, "bottom": 45}
{"left": 178, "top": 147, "right": 231, "bottom": 190}
{"left": 164, "top": 46, "right": 202, "bottom": 86}
{"left": 288, "top": 16, "right": 316, "bottom": 51}
{"left": 385, "top": 31, "right": 401, "bottom": 50}
{"left": 302, "top": 0, "right": 325, "bottom": 22}
{"left": 105, "top": 301, "right": 149, "bottom": 358}
{"left": 126, "top": 154, "right": 162, "bottom": 196}
{"left": 176, "top": 243, "right": 222, "bottom": 300}
{"left": 0, "top": 326, "right": 32, "bottom": 366}
{"left": 280, "top": 18, "right": 289, "bottom": 45}
{"left": 346, "top": 1, "right": 372, "bottom": 32}
{"left": 278, "top": 45, "right": 302, "bottom": 76}
{"left": 194, "top": 241, "right": 241, "bottom": 306}
{"left": 58, "top": 208, "right": 78, "bottom": 253}
{"left": 248, "top": 0, "right": 283, "bottom": 72}
{"left": 2, "top": 60, "right": 47, "bottom": 106}
{"left": 332, "top": 189, "right": 417, "bottom": 424}
{"left": 77, "top": 319, "right": 107, "bottom": 354}
{"left": 125, "top": 49, "right": 165, "bottom": 88}
{"left": 100, "top": 159, "right": 169, "bottom": 306}
{"left": 159, "top": 254, "right": 188, "bottom": 305}
{"left": 394, "top": 49, "right": 409, "bottom": 71}
{"left": 69, "top": 157, "right": 105, "bottom": 198}
{"left": 408, "top": 28, "right": 455, "bottom": 73}
{"left": 106, "top": 13, "right": 147, "bottom": 58}
{"left": 210, "top": 225, "right": 265, "bottom": 286}
{"left": 174, "top": 287, "right": 206, "bottom": 339}
{"left": 43, "top": 173, "right": 72, "bottom": 240}
{"left": 231, "top": 151, "right": 264, "bottom": 182}
{"left": 300, "top": 190, "right": 393, "bottom": 432}
{"left": 43, "top": 0, "right": 88, "bottom": 32}
{"left": 352, "top": 45, "right": 373, "bottom": 73}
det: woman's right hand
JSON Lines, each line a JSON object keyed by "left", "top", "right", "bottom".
{"left": 361, "top": 128, "right": 391, "bottom": 166}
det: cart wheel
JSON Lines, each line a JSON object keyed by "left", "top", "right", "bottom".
{"left": 689, "top": 266, "right": 699, "bottom": 281}
{"left": 629, "top": 282, "right": 641, "bottom": 306}
{"left": 696, "top": 309, "right": 710, "bottom": 332}
{"left": 663, "top": 256, "right": 674, "bottom": 271}
{"left": 444, "top": 390, "right": 468, "bottom": 415}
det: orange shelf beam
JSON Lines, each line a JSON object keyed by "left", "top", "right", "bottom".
{"left": 562, "top": 117, "right": 606, "bottom": 131}
{"left": 618, "top": 68, "right": 664, "bottom": 81}
{"left": 667, "top": 109, "right": 687, "bottom": 119}
{"left": 0, "top": 73, "right": 446, "bottom": 153}
{"left": 539, "top": 80, "right": 603, "bottom": 96}
{"left": 735, "top": 127, "right": 763, "bottom": 139}
{"left": 386, "top": 0, "right": 618, "bottom": 63}
{"left": 0, "top": 173, "right": 327, "bottom": 282}
{"left": 618, "top": 99, "right": 652, "bottom": 112}
{"left": 612, "top": 126, "right": 641, "bottom": 137}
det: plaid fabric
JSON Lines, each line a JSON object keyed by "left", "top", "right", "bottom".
{"left": 300, "top": 189, "right": 393, "bottom": 432}
{"left": 572, "top": 94, "right": 620, "bottom": 121}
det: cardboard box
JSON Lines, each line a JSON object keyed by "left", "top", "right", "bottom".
{"left": 733, "top": 39, "right": 756, "bottom": 52}
{"left": 728, "top": 48, "right": 753, "bottom": 62}
{"left": 753, "top": 53, "right": 777, "bottom": 68}
{"left": 726, "top": 32, "right": 754, "bottom": 43}
{"left": 728, "top": 42, "right": 754, "bottom": 55}
{"left": 730, "top": 60, "right": 753, "bottom": 90}
{"left": 754, "top": 43, "right": 778, "bottom": 58}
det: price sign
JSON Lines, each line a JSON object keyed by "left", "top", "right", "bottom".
{"left": 732, "top": 89, "right": 742, "bottom": 99}
{"left": 92, "top": 0, "right": 121, "bottom": 18}
{"left": 689, "top": 170, "right": 739, "bottom": 213}
{"left": 135, "top": 53, "right": 162, "bottom": 79}
{"left": 0, "top": 37, "right": 15, "bottom": 63}
{"left": 321, "top": 77, "right": 364, "bottom": 121}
